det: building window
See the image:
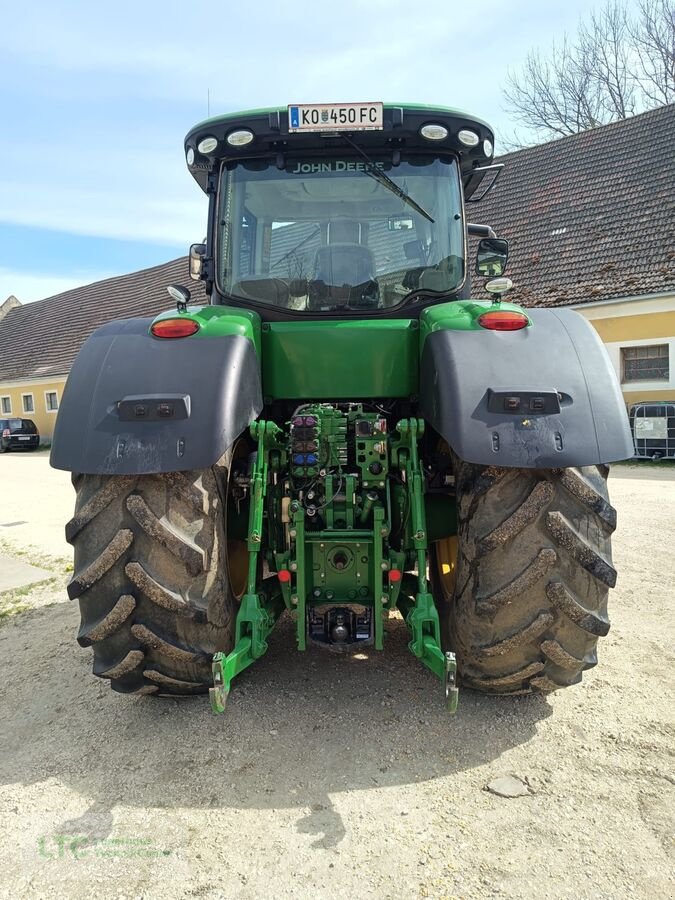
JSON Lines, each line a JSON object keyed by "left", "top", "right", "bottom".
{"left": 22, "top": 393, "right": 35, "bottom": 413}
{"left": 622, "top": 344, "right": 669, "bottom": 382}
{"left": 45, "top": 391, "right": 59, "bottom": 412}
{"left": 1, "top": 396, "right": 11, "bottom": 415}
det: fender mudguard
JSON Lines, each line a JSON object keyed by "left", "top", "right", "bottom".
{"left": 50, "top": 317, "right": 263, "bottom": 475}
{"left": 420, "top": 307, "right": 633, "bottom": 468}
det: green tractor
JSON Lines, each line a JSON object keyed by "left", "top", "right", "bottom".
{"left": 51, "top": 102, "right": 633, "bottom": 711}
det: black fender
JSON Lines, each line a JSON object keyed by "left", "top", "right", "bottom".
{"left": 420, "top": 307, "right": 633, "bottom": 468}
{"left": 50, "top": 317, "right": 263, "bottom": 475}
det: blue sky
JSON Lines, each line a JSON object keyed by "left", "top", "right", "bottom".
{"left": 0, "top": 0, "right": 637, "bottom": 302}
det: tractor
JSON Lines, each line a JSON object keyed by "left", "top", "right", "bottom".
{"left": 51, "top": 103, "right": 633, "bottom": 711}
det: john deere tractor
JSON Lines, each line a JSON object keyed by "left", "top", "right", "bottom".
{"left": 51, "top": 103, "right": 633, "bottom": 711}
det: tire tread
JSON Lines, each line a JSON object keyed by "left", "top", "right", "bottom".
{"left": 438, "top": 462, "right": 616, "bottom": 695}
{"left": 69, "top": 465, "right": 235, "bottom": 696}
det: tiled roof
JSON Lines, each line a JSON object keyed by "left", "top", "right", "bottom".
{"left": 0, "top": 257, "right": 204, "bottom": 382}
{"left": 469, "top": 103, "right": 675, "bottom": 307}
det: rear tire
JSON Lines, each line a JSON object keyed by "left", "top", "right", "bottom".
{"left": 432, "top": 460, "right": 616, "bottom": 694}
{"left": 67, "top": 459, "right": 238, "bottom": 696}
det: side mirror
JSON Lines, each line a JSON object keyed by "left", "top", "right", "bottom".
{"left": 476, "top": 238, "right": 509, "bottom": 277}
{"left": 189, "top": 243, "right": 207, "bottom": 281}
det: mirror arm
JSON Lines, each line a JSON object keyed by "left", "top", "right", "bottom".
{"left": 201, "top": 256, "right": 215, "bottom": 283}
{"left": 468, "top": 223, "right": 497, "bottom": 239}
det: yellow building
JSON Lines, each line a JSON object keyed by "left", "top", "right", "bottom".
{"left": 0, "top": 374, "right": 68, "bottom": 440}
{"left": 572, "top": 293, "right": 675, "bottom": 408}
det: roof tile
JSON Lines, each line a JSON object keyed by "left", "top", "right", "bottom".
{"left": 469, "top": 103, "right": 675, "bottom": 307}
{"left": 0, "top": 258, "right": 204, "bottom": 382}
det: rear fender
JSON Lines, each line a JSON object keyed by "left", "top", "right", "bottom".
{"left": 50, "top": 314, "right": 263, "bottom": 475}
{"left": 419, "top": 307, "right": 633, "bottom": 467}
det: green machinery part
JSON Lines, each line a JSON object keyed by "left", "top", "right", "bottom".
{"left": 210, "top": 421, "right": 286, "bottom": 713}
{"left": 211, "top": 412, "right": 457, "bottom": 714}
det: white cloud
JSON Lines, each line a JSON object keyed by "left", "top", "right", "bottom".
{"left": 1, "top": 1, "right": 499, "bottom": 107}
{"left": 0, "top": 177, "right": 205, "bottom": 246}
{"left": 0, "top": 120, "right": 207, "bottom": 245}
{"left": 0, "top": 268, "right": 115, "bottom": 304}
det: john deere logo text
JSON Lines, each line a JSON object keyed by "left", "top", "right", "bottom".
{"left": 291, "top": 161, "right": 384, "bottom": 174}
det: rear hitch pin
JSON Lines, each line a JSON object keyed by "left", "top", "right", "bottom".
{"left": 209, "top": 656, "right": 229, "bottom": 714}
{"left": 445, "top": 651, "right": 459, "bottom": 713}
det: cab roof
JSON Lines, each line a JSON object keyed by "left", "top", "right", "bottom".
{"left": 184, "top": 103, "right": 496, "bottom": 198}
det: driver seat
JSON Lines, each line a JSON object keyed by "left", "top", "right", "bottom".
{"left": 314, "top": 243, "right": 376, "bottom": 287}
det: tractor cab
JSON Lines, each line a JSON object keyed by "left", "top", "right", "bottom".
{"left": 184, "top": 103, "right": 503, "bottom": 317}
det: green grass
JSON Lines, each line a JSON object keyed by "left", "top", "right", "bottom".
{"left": 0, "top": 543, "right": 70, "bottom": 629}
{"left": 0, "top": 599, "right": 30, "bottom": 625}
{"left": 0, "top": 538, "right": 71, "bottom": 574}
{"left": 0, "top": 575, "right": 66, "bottom": 627}
{"left": 3, "top": 576, "right": 61, "bottom": 598}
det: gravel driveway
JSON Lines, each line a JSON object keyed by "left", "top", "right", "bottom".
{"left": 0, "top": 454, "right": 673, "bottom": 899}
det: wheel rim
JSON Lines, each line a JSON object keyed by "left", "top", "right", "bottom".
{"left": 431, "top": 437, "right": 458, "bottom": 603}
{"left": 227, "top": 538, "right": 248, "bottom": 600}
{"left": 226, "top": 439, "right": 250, "bottom": 600}
{"left": 433, "top": 535, "right": 458, "bottom": 601}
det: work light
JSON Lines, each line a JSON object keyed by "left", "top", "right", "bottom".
{"left": 420, "top": 123, "right": 449, "bottom": 141}
{"left": 457, "top": 129, "right": 479, "bottom": 147}
{"left": 226, "top": 129, "right": 255, "bottom": 147}
{"left": 197, "top": 136, "right": 219, "bottom": 154}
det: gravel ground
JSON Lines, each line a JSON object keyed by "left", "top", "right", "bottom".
{"left": 0, "top": 454, "right": 673, "bottom": 899}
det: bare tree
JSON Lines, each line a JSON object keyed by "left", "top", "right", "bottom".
{"left": 503, "top": 0, "right": 675, "bottom": 143}
{"left": 579, "top": 2, "right": 636, "bottom": 119}
{"left": 503, "top": 40, "right": 604, "bottom": 138}
{"left": 630, "top": 0, "right": 675, "bottom": 104}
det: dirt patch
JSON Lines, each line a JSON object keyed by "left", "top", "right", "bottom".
{"left": 0, "top": 462, "right": 673, "bottom": 899}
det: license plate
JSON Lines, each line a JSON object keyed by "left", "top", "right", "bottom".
{"left": 288, "top": 102, "right": 383, "bottom": 133}
{"left": 18, "top": 435, "right": 31, "bottom": 440}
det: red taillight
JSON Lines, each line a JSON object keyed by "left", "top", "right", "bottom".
{"left": 478, "top": 310, "right": 529, "bottom": 331}
{"left": 150, "top": 318, "right": 200, "bottom": 339}
{"left": 277, "top": 569, "right": 292, "bottom": 583}
{"left": 388, "top": 569, "right": 402, "bottom": 583}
